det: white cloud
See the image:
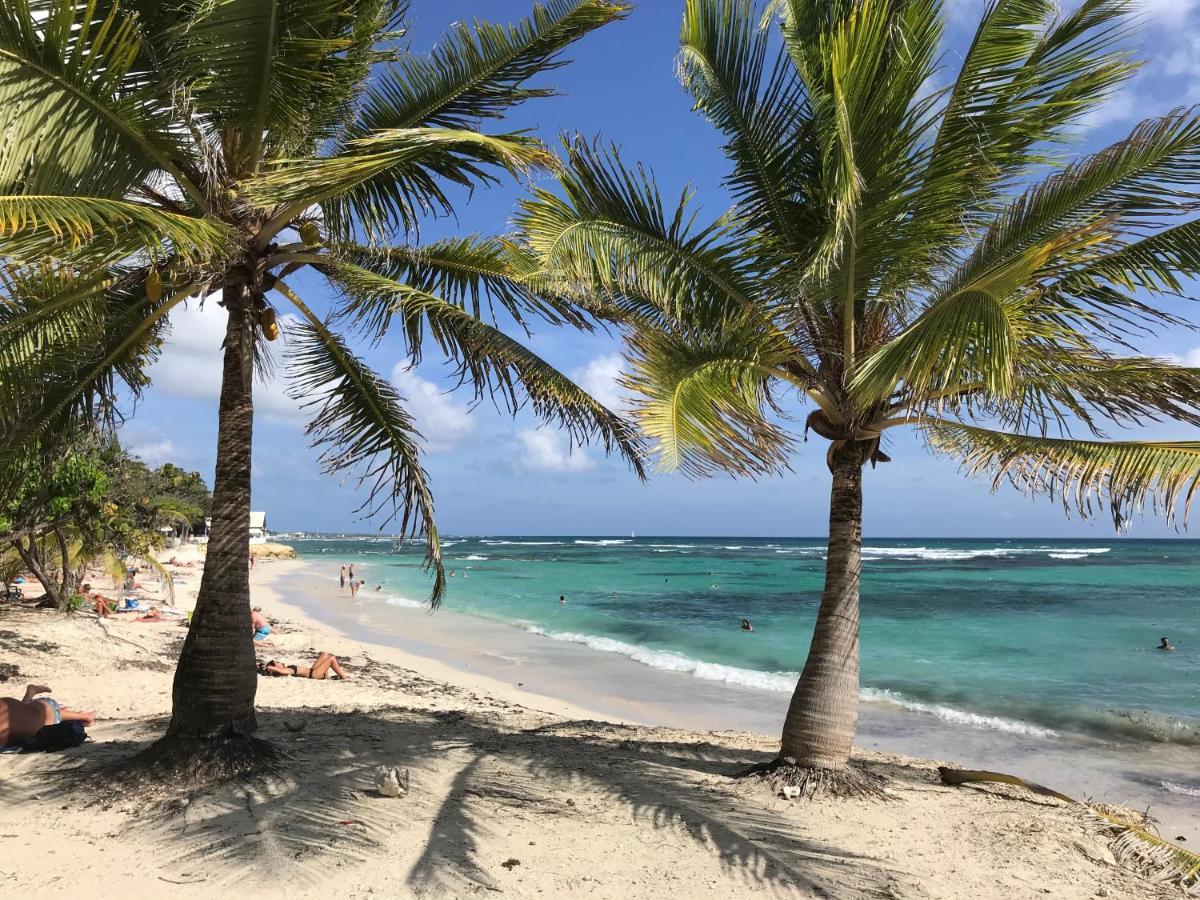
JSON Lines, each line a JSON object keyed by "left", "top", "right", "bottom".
{"left": 1139, "top": 0, "right": 1200, "bottom": 24}
{"left": 516, "top": 428, "right": 595, "bottom": 474}
{"left": 127, "top": 438, "right": 178, "bottom": 467}
{"left": 147, "top": 296, "right": 306, "bottom": 424}
{"left": 571, "top": 353, "right": 629, "bottom": 412}
{"left": 390, "top": 365, "right": 476, "bottom": 453}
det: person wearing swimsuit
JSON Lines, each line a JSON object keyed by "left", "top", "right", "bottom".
{"left": 255, "top": 652, "right": 351, "bottom": 680}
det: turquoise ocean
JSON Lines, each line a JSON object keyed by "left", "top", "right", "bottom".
{"left": 287, "top": 535, "right": 1199, "bottom": 751}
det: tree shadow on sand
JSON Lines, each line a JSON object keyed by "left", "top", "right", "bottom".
{"left": 5, "top": 704, "right": 915, "bottom": 898}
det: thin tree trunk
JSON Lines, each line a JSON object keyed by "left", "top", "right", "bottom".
{"left": 779, "top": 441, "right": 863, "bottom": 769}
{"left": 165, "top": 284, "right": 259, "bottom": 741}
{"left": 13, "top": 534, "right": 64, "bottom": 608}
{"left": 52, "top": 526, "right": 75, "bottom": 611}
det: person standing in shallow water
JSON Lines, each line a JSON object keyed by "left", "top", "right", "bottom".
{"left": 339, "top": 565, "right": 346, "bottom": 589}
{"left": 348, "top": 563, "right": 355, "bottom": 584}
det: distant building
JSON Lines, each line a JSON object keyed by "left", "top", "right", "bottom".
{"left": 202, "top": 511, "right": 269, "bottom": 544}
{"left": 249, "top": 511, "right": 268, "bottom": 542}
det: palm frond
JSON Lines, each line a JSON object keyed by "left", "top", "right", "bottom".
{"left": 325, "top": 260, "right": 645, "bottom": 477}
{"left": 330, "top": 236, "right": 590, "bottom": 329}
{"left": 625, "top": 316, "right": 795, "bottom": 478}
{"left": 677, "top": 0, "right": 811, "bottom": 249}
{"left": 1087, "top": 805, "right": 1200, "bottom": 890}
{"left": 515, "top": 139, "right": 754, "bottom": 329}
{"left": 995, "top": 354, "right": 1200, "bottom": 436}
{"left": 249, "top": 128, "right": 553, "bottom": 240}
{"left": 354, "top": 0, "right": 629, "bottom": 133}
{"left": 277, "top": 284, "right": 445, "bottom": 606}
{"left": 168, "top": 0, "right": 405, "bottom": 166}
{"left": 0, "top": 269, "right": 190, "bottom": 450}
{"left": 925, "top": 421, "right": 1200, "bottom": 528}
{"left": 0, "top": 0, "right": 201, "bottom": 202}
{"left": 0, "top": 195, "right": 235, "bottom": 265}
{"left": 945, "top": 108, "right": 1200, "bottom": 308}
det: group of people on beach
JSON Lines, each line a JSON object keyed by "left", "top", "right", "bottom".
{"left": 0, "top": 557, "right": 359, "bottom": 752}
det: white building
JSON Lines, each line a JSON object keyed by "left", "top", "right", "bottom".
{"left": 249, "top": 511, "right": 268, "bottom": 543}
{"left": 202, "top": 511, "right": 269, "bottom": 543}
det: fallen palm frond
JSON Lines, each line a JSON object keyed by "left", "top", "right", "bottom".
{"left": 939, "top": 767, "right": 1200, "bottom": 892}
{"left": 1087, "top": 804, "right": 1200, "bottom": 892}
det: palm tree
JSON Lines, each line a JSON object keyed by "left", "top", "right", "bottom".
{"left": 517, "top": 0, "right": 1200, "bottom": 795}
{"left": 0, "top": 0, "right": 641, "bottom": 772}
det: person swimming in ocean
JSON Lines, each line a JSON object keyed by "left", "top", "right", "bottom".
{"left": 559, "top": 595, "right": 566, "bottom": 604}
{"left": 1159, "top": 636, "right": 1176, "bottom": 651}
{"left": 741, "top": 618, "right": 754, "bottom": 632}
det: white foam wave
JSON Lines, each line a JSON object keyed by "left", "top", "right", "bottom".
{"left": 861, "top": 688, "right": 1058, "bottom": 737}
{"left": 524, "top": 627, "right": 798, "bottom": 692}
{"left": 861, "top": 546, "right": 1110, "bottom": 562}
{"left": 462, "top": 555, "right": 488, "bottom": 561}
{"left": 521, "top": 627, "right": 1060, "bottom": 738}
{"left": 383, "top": 594, "right": 424, "bottom": 609}
{"left": 1161, "top": 780, "right": 1200, "bottom": 798}
{"left": 647, "top": 543, "right": 697, "bottom": 549}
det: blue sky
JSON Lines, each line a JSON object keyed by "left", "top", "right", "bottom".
{"left": 118, "top": 0, "right": 1200, "bottom": 538}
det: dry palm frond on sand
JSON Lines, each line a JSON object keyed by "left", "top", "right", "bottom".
{"left": 940, "top": 768, "right": 1200, "bottom": 892}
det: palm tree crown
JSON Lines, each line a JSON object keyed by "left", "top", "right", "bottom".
{"left": 517, "top": 0, "right": 1200, "bottom": 782}
{"left": 0, "top": 0, "right": 642, "bottom": 597}
{"left": 0, "top": 0, "right": 641, "bottom": 765}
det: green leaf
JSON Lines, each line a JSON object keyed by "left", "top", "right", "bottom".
{"left": 279, "top": 286, "right": 446, "bottom": 607}
{"left": 926, "top": 421, "right": 1200, "bottom": 528}
{"left": 355, "top": 0, "right": 629, "bottom": 133}
{"left": 324, "top": 260, "right": 646, "bottom": 478}
{"left": 0, "top": 194, "right": 236, "bottom": 266}
{"left": 0, "top": 0, "right": 200, "bottom": 200}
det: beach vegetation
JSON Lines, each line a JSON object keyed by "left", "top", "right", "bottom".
{"left": 0, "top": 431, "right": 184, "bottom": 608}
{"left": 0, "top": 0, "right": 640, "bottom": 776}
{"left": 518, "top": 0, "right": 1200, "bottom": 794}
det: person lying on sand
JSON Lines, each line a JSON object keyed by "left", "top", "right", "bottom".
{"left": 251, "top": 607, "right": 271, "bottom": 640}
{"left": 256, "top": 652, "right": 350, "bottom": 681}
{"left": 135, "top": 607, "right": 162, "bottom": 622}
{"left": 0, "top": 685, "right": 95, "bottom": 747}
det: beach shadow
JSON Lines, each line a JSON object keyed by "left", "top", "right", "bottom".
{"left": 3, "top": 704, "right": 906, "bottom": 897}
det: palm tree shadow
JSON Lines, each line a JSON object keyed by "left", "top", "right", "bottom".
{"left": 7, "top": 705, "right": 911, "bottom": 897}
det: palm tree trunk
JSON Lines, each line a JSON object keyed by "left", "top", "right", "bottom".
{"left": 164, "top": 284, "right": 260, "bottom": 745}
{"left": 780, "top": 440, "right": 863, "bottom": 770}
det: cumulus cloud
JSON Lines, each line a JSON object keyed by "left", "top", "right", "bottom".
{"left": 146, "top": 296, "right": 306, "bottom": 424}
{"left": 127, "top": 438, "right": 179, "bottom": 466}
{"left": 571, "top": 353, "right": 629, "bottom": 412}
{"left": 390, "top": 365, "right": 476, "bottom": 453}
{"left": 516, "top": 428, "right": 595, "bottom": 474}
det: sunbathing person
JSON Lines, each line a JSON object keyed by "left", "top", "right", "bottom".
{"left": 256, "top": 652, "right": 350, "bottom": 681}
{"left": 251, "top": 607, "right": 271, "bottom": 641}
{"left": 135, "top": 606, "right": 163, "bottom": 622}
{"left": 0, "top": 684, "right": 95, "bottom": 748}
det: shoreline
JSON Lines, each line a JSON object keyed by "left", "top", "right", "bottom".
{"left": 0, "top": 544, "right": 1187, "bottom": 898}
{"left": 273, "top": 555, "right": 1200, "bottom": 843}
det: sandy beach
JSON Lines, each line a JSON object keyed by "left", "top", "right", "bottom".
{"left": 0, "top": 543, "right": 1186, "bottom": 899}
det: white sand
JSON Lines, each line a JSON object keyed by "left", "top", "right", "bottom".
{"left": 0, "top": 544, "right": 1177, "bottom": 898}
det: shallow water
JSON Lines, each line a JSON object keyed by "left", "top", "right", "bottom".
{"left": 295, "top": 535, "right": 1200, "bottom": 747}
